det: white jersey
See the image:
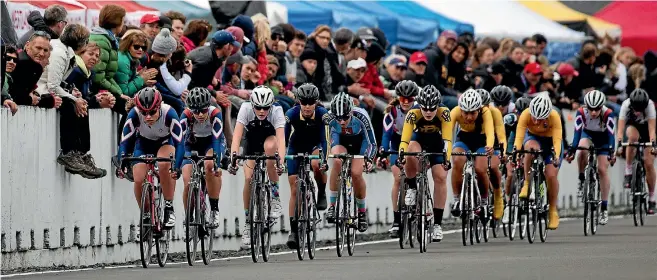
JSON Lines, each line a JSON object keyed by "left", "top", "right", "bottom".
{"left": 576, "top": 106, "right": 613, "bottom": 133}
{"left": 619, "top": 99, "right": 656, "bottom": 125}
{"left": 137, "top": 104, "right": 175, "bottom": 140}
{"left": 236, "top": 102, "right": 286, "bottom": 130}
{"left": 185, "top": 106, "right": 221, "bottom": 138}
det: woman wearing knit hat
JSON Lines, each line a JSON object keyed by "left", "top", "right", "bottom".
{"left": 143, "top": 28, "right": 188, "bottom": 115}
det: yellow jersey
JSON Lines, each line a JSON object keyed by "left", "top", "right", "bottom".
{"left": 513, "top": 109, "right": 563, "bottom": 156}
{"left": 449, "top": 106, "right": 496, "bottom": 149}
{"left": 399, "top": 107, "right": 453, "bottom": 159}
{"left": 488, "top": 105, "right": 507, "bottom": 152}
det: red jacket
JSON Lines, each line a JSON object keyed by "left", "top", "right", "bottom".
{"left": 256, "top": 48, "right": 268, "bottom": 85}
{"left": 180, "top": 36, "right": 196, "bottom": 53}
{"left": 359, "top": 63, "right": 385, "bottom": 97}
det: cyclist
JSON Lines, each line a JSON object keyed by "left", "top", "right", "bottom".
{"left": 117, "top": 87, "right": 184, "bottom": 228}
{"left": 615, "top": 88, "right": 656, "bottom": 215}
{"left": 397, "top": 84, "right": 452, "bottom": 241}
{"left": 565, "top": 90, "right": 616, "bottom": 224}
{"left": 490, "top": 85, "right": 515, "bottom": 116}
{"left": 180, "top": 87, "right": 226, "bottom": 228}
{"left": 478, "top": 88, "right": 507, "bottom": 220}
{"left": 379, "top": 80, "right": 420, "bottom": 237}
{"left": 284, "top": 83, "right": 329, "bottom": 249}
{"left": 325, "top": 92, "right": 377, "bottom": 233}
{"left": 502, "top": 97, "right": 530, "bottom": 223}
{"left": 449, "top": 89, "right": 496, "bottom": 217}
{"left": 514, "top": 93, "right": 563, "bottom": 229}
{"left": 228, "top": 86, "right": 287, "bottom": 247}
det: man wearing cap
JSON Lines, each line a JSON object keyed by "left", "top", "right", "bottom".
{"left": 515, "top": 62, "right": 547, "bottom": 97}
{"left": 555, "top": 63, "right": 583, "bottom": 110}
{"left": 405, "top": 51, "right": 428, "bottom": 87}
{"left": 340, "top": 37, "right": 368, "bottom": 75}
{"left": 187, "top": 30, "right": 240, "bottom": 89}
{"left": 230, "top": 15, "right": 257, "bottom": 59}
{"left": 380, "top": 55, "right": 407, "bottom": 90}
{"left": 140, "top": 14, "right": 161, "bottom": 39}
{"left": 266, "top": 25, "right": 287, "bottom": 85}
{"left": 356, "top": 27, "right": 377, "bottom": 46}
{"left": 345, "top": 58, "right": 375, "bottom": 109}
{"left": 424, "top": 30, "right": 457, "bottom": 91}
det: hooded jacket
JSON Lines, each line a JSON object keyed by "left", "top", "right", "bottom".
{"left": 36, "top": 39, "right": 77, "bottom": 101}
{"left": 89, "top": 27, "right": 122, "bottom": 97}
{"left": 18, "top": 11, "right": 60, "bottom": 49}
{"left": 441, "top": 45, "right": 469, "bottom": 93}
{"left": 9, "top": 51, "right": 54, "bottom": 107}
{"left": 115, "top": 51, "right": 145, "bottom": 97}
{"left": 188, "top": 42, "right": 225, "bottom": 89}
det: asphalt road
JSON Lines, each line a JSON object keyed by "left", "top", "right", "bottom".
{"left": 8, "top": 216, "right": 656, "bottom": 280}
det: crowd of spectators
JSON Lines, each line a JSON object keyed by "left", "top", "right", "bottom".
{"left": 2, "top": 4, "right": 657, "bottom": 179}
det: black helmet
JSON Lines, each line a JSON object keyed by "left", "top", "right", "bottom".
{"left": 476, "top": 88, "right": 491, "bottom": 105}
{"left": 417, "top": 85, "right": 441, "bottom": 110}
{"left": 514, "top": 97, "right": 531, "bottom": 113}
{"left": 186, "top": 87, "right": 212, "bottom": 110}
{"left": 491, "top": 85, "right": 513, "bottom": 106}
{"left": 395, "top": 80, "right": 419, "bottom": 98}
{"left": 295, "top": 83, "right": 320, "bottom": 101}
{"left": 630, "top": 88, "right": 649, "bottom": 111}
{"left": 135, "top": 87, "right": 162, "bottom": 112}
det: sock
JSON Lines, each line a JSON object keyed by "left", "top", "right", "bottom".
{"left": 453, "top": 195, "right": 459, "bottom": 203}
{"left": 578, "top": 173, "right": 585, "bottom": 181}
{"left": 210, "top": 198, "right": 219, "bottom": 211}
{"left": 356, "top": 198, "right": 366, "bottom": 213}
{"left": 625, "top": 165, "right": 632, "bottom": 175}
{"left": 601, "top": 201, "right": 608, "bottom": 211}
{"left": 433, "top": 208, "right": 444, "bottom": 225}
{"left": 329, "top": 190, "right": 338, "bottom": 207}
{"left": 244, "top": 209, "right": 249, "bottom": 217}
{"left": 650, "top": 191, "right": 655, "bottom": 202}
{"left": 165, "top": 200, "right": 173, "bottom": 209}
{"left": 289, "top": 217, "right": 298, "bottom": 232}
{"left": 271, "top": 182, "right": 280, "bottom": 198}
{"left": 405, "top": 177, "right": 417, "bottom": 189}
{"left": 393, "top": 211, "right": 400, "bottom": 224}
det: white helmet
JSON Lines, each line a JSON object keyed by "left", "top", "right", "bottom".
{"left": 459, "top": 89, "right": 482, "bottom": 112}
{"left": 529, "top": 93, "right": 552, "bottom": 120}
{"left": 584, "top": 90, "right": 606, "bottom": 109}
{"left": 250, "top": 85, "right": 275, "bottom": 107}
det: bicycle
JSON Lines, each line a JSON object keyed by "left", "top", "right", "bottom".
{"left": 574, "top": 146, "right": 613, "bottom": 236}
{"left": 231, "top": 152, "right": 281, "bottom": 263}
{"left": 121, "top": 155, "right": 174, "bottom": 268}
{"left": 380, "top": 150, "right": 414, "bottom": 250}
{"left": 488, "top": 145, "right": 505, "bottom": 240}
{"left": 621, "top": 142, "right": 653, "bottom": 227}
{"left": 329, "top": 153, "right": 366, "bottom": 257}
{"left": 505, "top": 150, "right": 525, "bottom": 241}
{"left": 452, "top": 151, "right": 491, "bottom": 246}
{"left": 183, "top": 151, "right": 218, "bottom": 266}
{"left": 515, "top": 148, "right": 555, "bottom": 244}
{"left": 284, "top": 152, "right": 323, "bottom": 261}
{"left": 397, "top": 150, "right": 445, "bottom": 253}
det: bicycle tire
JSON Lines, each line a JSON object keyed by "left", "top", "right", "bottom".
{"left": 483, "top": 207, "right": 490, "bottom": 243}
{"left": 638, "top": 164, "right": 646, "bottom": 227}
{"left": 509, "top": 192, "right": 518, "bottom": 241}
{"left": 155, "top": 184, "right": 169, "bottom": 267}
{"left": 335, "top": 177, "right": 345, "bottom": 257}
{"left": 200, "top": 182, "right": 213, "bottom": 265}
{"left": 307, "top": 177, "right": 318, "bottom": 260}
{"left": 631, "top": 160, "right": 640, "bottom": 227}
{"left": 346, "top": 177, "right": 356, "bottom": 256}
{"left": 591, "top": 174, "right": 599, "bottom": 235}
{"left": 249, "top": 179, "right": 261, "bottom": 263}
{"left": 418, "top": 179, "right": 427, "bottom": 253}
{"left": 398, "top": 183, "right": 409, "bottom": 249}
{"left": 461, "top": 174, "right": 471, "bottom": 247}
{"left": 583, "top": 172, "right": 590, "bottom": 236}
{"left": 185, "top": 186, "right": 198, "bottom": 266}
{"left": 139, "top": 182, "right": 153, "bottom": 268}
{"left": 261, "top": 185, "right": 272, "bottom": 262}
{"left": 295, "top": 177, "right": 307, "bottom": 261}
{"left": 490, "top": 197, "right": 499, "bottom": 238}
{"left": 539, "top": 174, "right": 548, "bottom": 243}
{"left": 526, "top": 173, "right": 538, "bottom": 244}
{"left": 427, "top": 189, "right": 435, "bottom": 244}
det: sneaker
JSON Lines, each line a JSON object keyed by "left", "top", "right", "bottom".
{"left": 317, "top": 188, "right": 327, "bottom": 211}
{"left": 502, "top": 206, "right": 510, "bottom": 224}
{"left": 405, "top": 189, "right": 417, "bottom": 206}
{"left": 357, "top": 212, "right": 368, "bottom": 232}
{"left": 270, "top": 195, "right": 283, "bottom": 219}
{"left": 388, "top": 223, "right": 400, "bottom": 238}
{"left": 451, "top": 201, "right": 461, "bottom": 217}
{"left": 164, "top": 209, "right": 175, "bottom": 229}
{"left": 548, "top": 208, "right": 559, "bottom": 230}
{"left": 241, "top": 224, "right": 250, "bottom": 247}
{"left": 431, "top": 224, "right": 443, "bottom": 242}
{"left": 648, "top": 202, "right": 656, "bottom": 215}
{"left": 286, "top": 232, "right": 298, "bottom": 249}
{"left": 577, "top": 179, "right": 584, "bottom": 198}
{"left": 209, "top": 210, "right": 220, "bottom": 229}
{"left": 81, "top": 154, "right": 107, "bottom": 179}
{"left": 326, "top": 205, "right": 336, "bottom": 223}
{"left": 58, "top": 151, "right": 86, "bottom": 174}
{"left": 599, "top": 210, "right": 609, "bottom": 225}
{"left": 623, "top": 175, "right": 632, "bottom": 189}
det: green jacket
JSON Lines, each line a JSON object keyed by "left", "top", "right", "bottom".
{"left": 89, "top": 27, "right": 122, "bottom": 97}
{"left": 115, "top": 51, "right": 145, "bottom": 97}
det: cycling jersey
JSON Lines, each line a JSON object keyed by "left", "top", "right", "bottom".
{"left": 398, "top": 107, "right": 452, "bottom": 160}
{"left": 236, "top": 102, "right": 286, "bottom": 155}
{"left": 491, "top": 101, "right": 516, "bottom": 115}
{"left": 488, "top": 105, "right": 507, "bottom": 153}
{"left": 381, "top": 105, "right": 407, "bottom": 152}
{"left": 118, "top": 103, "right": 184, "bottom": 170}
{"left": 619, "top": 99, "right": 656, "bottom": 126}
{"left": 449, "top": 106, "right": 495, "bottom": 156}
{"left": 285, "top": 104, "right": 329, "bottom": 175}
{"left": 570, "top": 106, "right": 615, "bottom": 154}
{"left": 327, "top": 107, "right": 377, "bottom": 160}
{"left": 180, "top": 106, "right": 226, "bottom": 165}
{"left": 514, "top": 109, "right": 563, "bottom": 158}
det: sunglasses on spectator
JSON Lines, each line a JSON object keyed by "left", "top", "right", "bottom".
{"left": 271, "top": 34, "right": 283, "bottom": 41}
{"left": 299, "top": 98, "right": 316, "bottom": 106}
{"left": 254, "top": 105, "right": 271, "bottom": 111}
{"left": 142, "top": 109, "right": 159, "bottom": 116}
{"left": 399, "top": 96, "right": 415, "bottom": 104}
{"left": 191, "top": 108, "right": 209, "bottom": 115}
{"left": 133, "top": 45, "right": 147, "bottom": 51}
{"left": 4, "top": 56, "right": 15, "bottom": 63}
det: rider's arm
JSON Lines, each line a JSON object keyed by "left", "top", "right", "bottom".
{"left": 165, "top": 108, "right": 185, "bottom": 170}
{"left": 491, "top": 107, "right": 507, "bottom": 152}
{"left": 284, "top": 107, "right": 296, "bottom": 147}
{"left": 318, "top": 108, "right": 329, "bottom": 160}
{"left": 231, "top": 103, "right": 249, "bottom": 155}
{"left": 211, "top": 108, "right": 226, "bottom": 163}
{"left": 359, "top": 112, "right": 378, "bottom": 159}
{"left": 448, "top": 107, "right": 461, "bottom": 161}
{"left": 617, "top": 101, "right": 629, "bottom": 143}
{"left": 513, "top": 110, "right": 530, "bottom": 151}
{"left": 381, "top": 111, "right": 395, "bottom": 152}
{"left": 647, "top": 103, "right": 656, "bottom": 142}
{"left": 272, "top": 106, "right": 287, "bottom": 158}
{"left": 605, "top": 109, "right": 616, "bottom": 150}
{"left": 549, "top": 110, "right": 563, "bottom": 158}
{"left": 482, "top": 108, "right": 495, "bottom": 148}
{"left": 398, "top": 109, "right": 417, "bottom": 156}
{"left": 439, "top": 107, "right": 453, "bottom": 162}
{"left": 117, "top": 108, "right": 140, "bottom": 163}
{"left": 571, "top": 109, "right": 585, "bottom": 151}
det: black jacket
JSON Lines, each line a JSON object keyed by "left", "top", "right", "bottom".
{"left": 423, "top": 42, "right": 446, "bottom": 88}
{"left": 441, "top": 47, "right": 469, "bottom": 93}
{"left": 9, "top": 51, "right": 54, "bottom": 107}
{"left": 18, "top": 11, "right": 59, "bottom": 49}
{"left": 326, "top": 43, "right": 345, "bottom": 94}
{"left": 187, "top": 43, "right": 225, "bottom": 89}
{"left": 404, "top": 69, "right": 426, "bottom": 88}
{"left": 499, "top": 57, "right": 524, "bottom": 89}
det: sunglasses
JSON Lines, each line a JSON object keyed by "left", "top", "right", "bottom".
{"left": 142, "top": 109, "right": 159, "bottom": 116}
{"left": 587, "top": 107, "right": 602, "bottom": 112}
{"left": 336, "top": 115, "right": 351, "bottom": 122}
{"left": 299, "top": 98, "right": 316, "bottom": 106}
{"left": 133, "top": 45, "right": 147, "bottom": 51}
{"left": 254, "top": 105, "right": 271, "bottom": 111}
{"left": 399, "top": 96, "right": 415, "bottom": 104}
{"left": 191, "top": 108, "right": 208, "bottom": 115}
{"left": 5, "top": 56, "right": 16, "bottom": 63}
{"left": 271, "top": 34, "right": 283, "bottom": 41}
{"left": 420, "top": 106, "right": 437, "bottom": 112}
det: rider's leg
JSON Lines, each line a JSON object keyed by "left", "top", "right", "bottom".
{"left": 264, "top": 136, "right": 280, "bottom": 189}
{"left": 490, "top": 153, "right": 504, "bottom": 219}
{"left": 451, "top": 146, "right": 467, "bottom": 216}
{"left": 545, "top": 163, "right": 560, "bottom": 229}
{"left": 352, "top": 157, "right": 368, "bottom": 232}
{"left": 182, "top": 164, "right": 193, "bottom": 212}
{"left": 402, "top": 142, "right": 422, "bottom": 205}
{"left": 474, "top": 150, "right": 490, "bottom": 200}
{"left": 520, "top": 140, "right": 540, "bottom": 198}
{"left": 504, "top": 161, "right": 513, "bottom": 197}
{"left": 158, "top": 144, "right": 176, "bottom": 226}
{"left": 597, "top": 155, "right": 610, "bottom": 211}
{"left": 133, "top": 163, "right": 148, "bottom": 208}
{"left": 624, "top": 126, "right": 640, "bottom": 187}
{"left": 576, "top": 138, "right": 591, "bottom": 183}
{"left": 328, "top": 145, "right": 347, "bottom": 211}
{"left": 642, "top": 148, "right": 656, "bottom": 207}
{"left": 242, "top": 160, "right": 255, "bottom": 217}
{"left": 311, "top": 148, "right": 328, "bottom": 210}
{"left": 205, "top": 149, "right": 221, "bottom": 210}
{"left": 391, "top": 164, "right": 402, "bottom": 225}
{"left": 431, "top": 163, "right": 448, "bottom": 223}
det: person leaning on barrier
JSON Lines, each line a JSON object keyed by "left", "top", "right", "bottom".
{"left": 2, "top": 43, "right": 18, "bottom": 115}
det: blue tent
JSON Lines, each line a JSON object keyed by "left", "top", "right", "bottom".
{"left": 275, "top": 1, "right": 378, "bottom": 34}
{"left": 134, "top": 1, "right": 218, "bottom": 28}
{"left": 343, "top": 1, "right": 439, "bottom": 50}
{"left": 377, "top": 1, "right": 474, "bottom": 35}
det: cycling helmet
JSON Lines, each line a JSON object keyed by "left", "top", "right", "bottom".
{"left": 476, "top": 88, "right": 491, "bottom": 105}
{"left": 186, "top": 87, "right": 212, "bottom": 110}
{"left": 583, "top": 90, "right": 606, "bottom": 109}
{"left": 491, "top": 85, "right": 513, "bottom": 106}
{"left": 135, "top": 87, "right": 162, "bottom": 112}
{"left": 330, "top": 92, "right": 354, "bottom": 117}
{"left": 459, "top": 89, "right": 482, "bottom": 112}
{"left": 515, "top": 97, "right": 531, "bottom": 113}
{"left": 417, "top": 85, "right": 441, "bottom": 110}
{"left": 529, "top": 93, "right": 552, "bottom": 120}
{"left": 250, "top": 85, "right": 275, "bottom": 107}
{"left": 629, "top": 88, "right": 650, "bottom": 111}
{"left": 395, "top": 80, "right": 420, "bottom": 98}
{"left": 295, "top": 83, "right": 320, "bottom": 101}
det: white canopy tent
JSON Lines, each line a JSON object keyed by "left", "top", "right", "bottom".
{"left": 415, "top": 0, "right": 587, "bottom": 42}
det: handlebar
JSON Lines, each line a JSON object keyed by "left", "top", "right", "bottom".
{"left": 451, "top": 152, "right": 489, "bottom": 157}
{"left": 574, "top": 146, "right": 613, "bottom": 152}
{"left": 379, "top": 150, "right": 398, "bottom": 157}
{"left": 184, "top": 151, "right": 218, "bottom": 172}
{"left": 233, "top": 153, "right": 280, "bottom": 160}
{"left": 121, "top": 154, "right": 175, "bottom": 173}
{"left": 621, "top": 142, "right": 655, "bottom": 147}
{"left": 328, "top": 154, "right": 365, "bottom": 160}
{"left": 285, "top": 154, "right": 321, "bottom": 160}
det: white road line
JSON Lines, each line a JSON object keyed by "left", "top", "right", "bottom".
{"left": 2, "top": 215, "right": 649, "bottom": 278}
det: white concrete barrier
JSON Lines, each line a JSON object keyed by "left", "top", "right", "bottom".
{"left": 0, "top": 107, "right": 635, "bottom": 271}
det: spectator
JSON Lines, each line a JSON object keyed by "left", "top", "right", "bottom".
{"left": 277, "top": 23, "right": 296, "bottom": 46}
{"left": 360, "top": 42, "right": 389, "bottom": 112}
{"left": 424, "top": 30, "right": 457, "bottom": 90}
{"left": 643, "top": 51, "right": 657, "bottom": 101}
{"left": 284, "top": 30, "right": 306, "bottom": 86}
{"left": 342, "top": 37, "right": 368, "bottom": 72}
{"left": 188, "top": 30, "right": 240, "bottom": 89}
{"left": 266, "top": 25, "right": 286, "bottom": 82}
{"left": 470, "top": 44, "right": 494, "bottom": 70}
{"left": 356, "top": 27, "right": 378, "bottom": 46}
{"left": 344, "top": 58, "right": 374, "bottom": 108}
{"left": 10, "top": 32, "right": 60, "bottom": 108}
{"left": 380, "top": 55, "right": 407, "bottom": 91}
{"left": 515, "top": 62, "right": 547, "bottom": 97}
{"left": 140, "top": 14, "right": 161, "bottom": 40}
{"left": 522, "top": 36, "right": 538, "bottom": 62}
{"left": 164, "top": 11, "right": 186, "bottom": 40}
{"left": 568, "top": 43, "right": 604, "bottom": 94}
{"left": 532, "top": 33, "right": 548, "bottom": 55}
{"left": 627, "top": 63, "right": 647, "bottom": 94}
{"left": 241, "top": 56, "right": 261, "bottom": 89}
{"left": 230, "top": 15, "right": 257, "bottom": 59}
{"left": 252, "top": 19, "right": 271, "bottom": 85}
{"left": 90, "top": 4, "right": 129, "bottom": 104}
{"left": 613, "top": 47, "right": 636, "bottom": 97}
{"left": 180, "top": 20, "right": 212, "bottom": 53}
{"left": 499, "top": 43, "right": 526, "bottom": 91}
{"left": 143, "top": 28, "right": 185, "bottom": 114}
{"left": 478, "top": 37, "right": 500, "bottom": 53}
{"left": 265, "top": 54, "right": 294, "bottom": 112}
{"left": 65, "top": 42, "right": 115, "bottom": 109}
{"left": 555, "top": 63, "right": 582, "bottom": 110}
{"left": 2, "top": 44, "right": 18, "bottom": 115}
{"left": 296, "top": 48, "right": 318, "bottom": 87}
{"left": 441, "top": 41, "right": 470, "bottom": 98}
{"left": 494, "top": 38, "right": 515, "bottom": 61}
{"left": 405, "top": 51, "right": 428, "bottom": 87}
{"left": 331, "top": 28, "right": 354, "bottom": 74}
{"left": 306, "top": 25, "right": 336, "bottom": 101}
{"left": 116, "top": 30, "right": 156, "bottom": 97}
{"left": 18, "top": 5, "right": 67, "bottom": 49}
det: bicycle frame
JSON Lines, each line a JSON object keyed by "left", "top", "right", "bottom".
{"left": 184, "top": 152, "right": 217, "bottom": 266}
{"left": 622, "top": 142, "right": 652, "bottom": 227}
{"left": 329, "top": 153, "right": 364, "bottom": 257}
{"left": 452, "top": 151, "right": 490, "bottom": 246}
{"left": 576, "top": 146, "right": 611, "bottom": 236}
{"left": 285, "top": 153, "right": 322, "bottom": 260}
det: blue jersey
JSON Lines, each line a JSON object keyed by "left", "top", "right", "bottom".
{"left": 285, "top": 104, "right": 328, "bottom": 156}
{"left": 381, "top": 104, "right": 418, "bottom": 151}
{"left": 571, "top": 107, "right": 615, "bottom": 151}
{"left": 118, "top": 104, "right": 185, "bottom": 170}
{"left": 180, "top": 106, "right": 226, "bottom": 164}
{"left": 327, "top": 107, "right": 377, "bottom": 159}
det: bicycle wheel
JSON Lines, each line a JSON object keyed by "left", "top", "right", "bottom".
{"left": 346, "top": 178, "right": 356, "bottom": 256}
{"left": 260, "top": 185, "right": 272, "bottom": 262}
{"left": 249, "top": 180, "right": 262, "bottom": 263}
{"left": 538, "top": 207, "right": 548, "bottom": 243}
{"left": 590, "top": 179, "right": 599, "bottom": 235}
{"left": 200, "top": 186, "right": 214, "bottom": 265}
{"left": 483, "top": 206, "right": 490, "bottom": 243}
{"left": 461, "top": 175, "right": 471, "bottom": 247}
{"left": 185, "top": 186, "right": 198, "bottom": 265}
{"left": 583, "top": 175, "right": 590, "bottom": 237}
{"left": 491, "top": 195, "right": 499, "bottom": 238}
{"left": 335, "top": 178, "right": 345, "bottom": 257}
{"left": 307, "top": 180, "right": 318, "bottom": 260}
{"left": 139, "top": 183, "right": 154, "bottom": 268}
{"left": 508, "top": 175, "right": 519, "bottom": 241}
{"left": 155, "top": 186, "right": 169, "bottom": 267}
{"left": 418, "top": 182, "right": 427, "bottom": 253}
{"left": 398, "top": 183, "right": 409, "bottom": 249}
{"left": 426, "top": 188, "right": 435, "bottom": 245}
{"left": 631, "top": 161, "right": 640, "bottom": 227}
{"left": 638, "top": 168, "right": 646, "bottom": 226}
{"left": 295, "top": 179, "right": 307, "bottom": 261}
{"left": 526, "top": 175, "right": 538, "bottom": 244}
